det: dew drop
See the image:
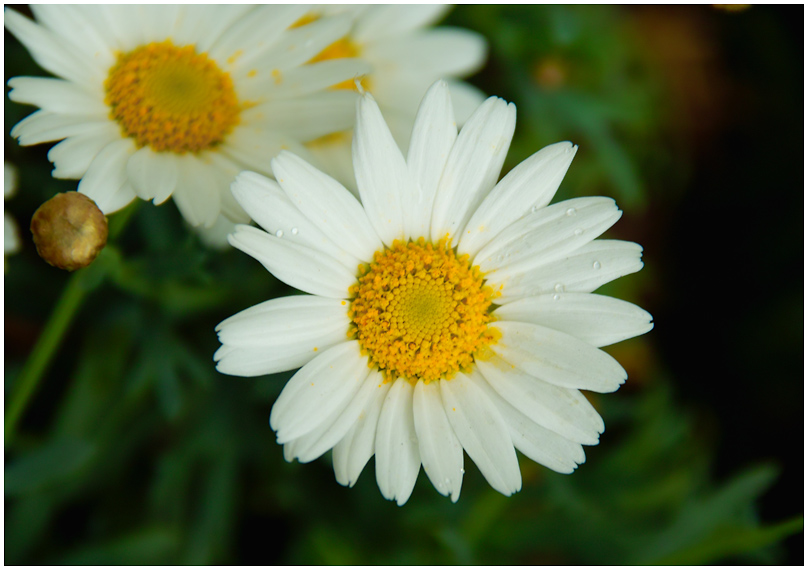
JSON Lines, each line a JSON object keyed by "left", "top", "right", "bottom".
{"left": 275, "top": 229, "right": 284, "bottom": 238}
{"left": 554, "top": 283, "right": 565, "bottom": 293}
{"left": 566, "top": 207, "right": 576, "bottom": 216}
{"left": 553, "top": 294, "right": 561, "bottom": 301}
{"left": 574, "top": 228, "right": 583, "bottom": 236}
{"left": 460, "top": 468, "right": 466, "bottom": 475}
{"left": 530, "top": 205, "right": 538, "bottom": 213}
{"left": 291, "top": 227, "right": 299, "bottom": 235}
{"left": 593, "top": 261, "right": 602, "bottom": 270}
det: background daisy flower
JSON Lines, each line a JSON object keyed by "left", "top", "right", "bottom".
{"left": 300, "top": 5, "right": 488, "bottom": 191}
{"left": 215, "top": 80, "right": 653, "bottom": 504}
{"left": 4, "top": 5, "right": 370, "bottom": 228}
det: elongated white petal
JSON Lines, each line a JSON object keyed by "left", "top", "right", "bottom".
{"left": 414, "top": 380, "right": 464, "bottom": 502}
{"left": 490, "top": 240, "right": 644, "bottom": 303}
{"left": 375, "top": 378, "right": 421, "bottom": 505}
{"left": 467, "top": 371, "right": 585, "bottom": 473}
{"left": 244, "top": 91, "right": 357, "bottom": 143}
{"left": 228, "top": 225, "right": 357, "bottom": 299}
{"left": 353, "top": 93, "right": 413, "bottom": 247}
{"left": 475, "top": 355, "right": 604, "bottom": 444}
{"left": 76, "top": 138, "right": 136, "bottom": 214}
{"left": 245, "top": 58, "right": 370, "bottom": 100}
{"left": 364, "top": 28, "right": 487, "bottom": 78}
{"left": 406, "top": 80, "right": 457, "bottom": 242}
{"left": 353, "top": 5, "right": 450, "bottom": 42}
{"left": 7, "top": 77, "right": 105, "bottom": 115}
{"left": 494, "top": 293, "right": 654, "bottom": 348}
{"left": 230, "top": 172, "right": 361, "bottom": 271}
{"left": 440, "top": 372, "right": 522, "bottom": 497}
{"left": 271, "top": 151, "right": 382, "bottom": 262}
{"left": 11, "top": 110, "right": 109, "bottom": 146}
{"left": 171, "top": 155, "right": 221, "bottom": 228}
{"left": 126, "top": 146, "right": 179, "bottom": 204}
{"left": 476, "top": 197, "right": 621, "bottom": 274}
{"left": 430, "top": 96, "right": 516, "bottom": 245}
{"left": 270, "top": 341, "right": 368, "bottom": 443}
{"left": 28, "top": 5, "right": 115, "bottom": 70}
{"left": 493, "top": 321, "right": 627, "bottom": 393}
{"left": 333, "top": 370, "right": 390, "bottom": 487}
{"left": 460, "top": 142, "right": 577, "bottom": 258}
{"left": 47, "top": 123, "right": 121, "bottom": 179}
{"left": 289, "top": 367, "right": 380, "bottom": 463}
{"left": 4, "top": 9, "right": 99, "bottom": 84}
{"left": 215, "top": 295, "right": 351, "bottom": 376}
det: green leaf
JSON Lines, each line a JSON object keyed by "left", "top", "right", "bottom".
{"left": 56, "top": 526, "right": 180, "bottom": 565}
{"left": 5, "top": 437, "right": 95, "bottom": 496}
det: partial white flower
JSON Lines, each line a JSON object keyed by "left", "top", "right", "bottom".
{"left": 215, "top": 81, "right": 653, "bottom": 505}
{"left": 300, "top": 5, "right": 488, "bottom": 191}
{"left": 4, "top": 161, "right": 21, "bottom": 270}
{"left": 5, "top": 5, "right": 370, "bottom": 228}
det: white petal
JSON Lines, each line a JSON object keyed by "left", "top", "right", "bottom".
{"left": 490, "top": 240, "right": 645, "bottom": 303}
{"left": 47, "top": 123, "right": 121, "bottom": 179}
{"left": 375, "top": 378, "right": 421, "bottom": 506}
{"left": 353, "top": 93, "right": 414, "bottom": 247}
{"left": 413, "top": 380, "right": 464, "bottom": 502}
{"left": 439, "top": 372, "right": 522, "bottom": 497}
{"left": 171, "top": 5, "right": 253, "bottom": 53}
{"left": 7, "top": 77, "right": 105, "bottom": 116}
{"left": 446, "top": 79, "right": 487, "bottom": 125}
{"left": 230, "top": 172, "right": 362, "bottom": 271}
{"left": 333, "top": 370, "right": 390, "bottom": 487}
{"left": 271, "top": 151, "right": 382, "bottom": 262}
{"left": 215, "top": 295, "right": 351, "bottom": 377}
{"left": 493, "top": 321, "right": 627, "bottom": 393}
{"left": 494, "top": 293, "right": 654, "bottom": 348}
{"left": 289, "top": 367, "right": 381, "bottom": 463}
{"left": 76, "top": 138, "right": 136, "bottom": 214}
{"left": 476, "top": 197, "right": 621, "bottom": 274}
{"left": 364, "top": 28, "right": 487, "bottom": 78}
{"left": 244, "top": 91, "right": 357, "bottom": 142}
{"left": 28, "top": 5, "right": 115, "bottom": 70}
{"left": 406, "top": 80, "right": 457, "bottom": 242}
{"left": 125, "top": 146, "right": 179, "bottom": 204}
{"left": 11, "top": 110, "right": 110, "bottom": 146}
{"left": 209, "top": 5, "right": 310, "bottom": 65}
{"left": 4, "top": 9, "right": 99, "bottom": 84}
{"left": 228, "top": 225, "right": 356, "bottom": 299}
{"left": 243, "top": 58, "right": 370, "bottom": 100}
{"left": 475, "top": 355, "right": 604, "bottom": 444}
{"left": 353, "top": 5, "right": 450, "bottom": 42}
{"left": 467, "top": 371, "right": 586, "bottom": 474}
{"left": 459, "top": 142, "right": 578, "bottom": 258}
{"left": 270, "top": 341, "right": 368, "bottom": 443}
{"left": 171, "top": 155, "right": 221, "bottom": 227}
{"left": 430, "top": 96, "right": 516, "bottom": 245}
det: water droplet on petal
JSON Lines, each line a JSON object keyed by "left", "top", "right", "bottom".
{"left": 553, "top": 294, "right": 561, "bottom": 301}
{"left": 566, "top": 207, "right": 576, "bottom": 216}
{"left": 554, "top": 283, "right": 565, "bottom": 293}
{"left": 574, "top": 228, "right": 583, "bottom": 236}
{"left": 530, "top": 205, "right": 538, "bottom": 213}
{"left": 593, "top": 261, "right": 601, "bottom": 270}
{"left": 291, "top": 227, "right": 299, "bottom": 235}
{"left": 275, "top": 229, "right": 284, "bottom": 238}
{"left": 460, "top": 468, "right": 466, "bottom": 475}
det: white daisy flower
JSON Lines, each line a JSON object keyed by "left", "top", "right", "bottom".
{"left": 299, "top": 5, "right": 488, "bottom": 191}
{"left": 5, "top": 161, "right": 21, "bottom": 271}
{"left": 4, "top": 5, "right": 370, "bottom": 228}
{"left": 215, "top": 81, "right": 653, "bottom": 505}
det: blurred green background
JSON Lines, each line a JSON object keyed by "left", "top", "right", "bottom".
{"left": 4, "top": 5, "right": 803, "bottom": 565}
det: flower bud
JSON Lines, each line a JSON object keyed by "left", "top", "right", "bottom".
{"left": 30, "top": 192, "right": 108, "bottom": 271}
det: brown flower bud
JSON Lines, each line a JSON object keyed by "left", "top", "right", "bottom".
{"left": 30, "top": 192, "right": 108, "bottom": 271}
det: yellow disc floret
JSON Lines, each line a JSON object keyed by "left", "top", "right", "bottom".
{"left": 105, "top": 40, "right": 240, "bottom": 153}
{"left": 349, "top": 238, "right": 498, "bottom": 384}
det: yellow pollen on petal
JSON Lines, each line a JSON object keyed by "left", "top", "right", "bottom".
{"left": 105, "top": 40, "right": 241, "bottom": 154}
{"left": 348, "top": 238, "right": 498, "bottom": 384}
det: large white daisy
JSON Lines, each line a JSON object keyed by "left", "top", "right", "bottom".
{"left": 300, "top": 5, "right": 488, "bottom": 191}
{"left": 215, "top": 81, "right": 653, "bottom": 504}
{"left": 4, "top": 5, "right": 369, "bottom": 228}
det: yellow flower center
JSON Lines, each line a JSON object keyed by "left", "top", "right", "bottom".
{"left": 105, "top": 40, "right": 240, "bottom": 154}
{"left": 349, "top": 238, "right": 499, "bottom": 384}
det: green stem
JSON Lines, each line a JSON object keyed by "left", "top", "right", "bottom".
{"left": 4, "top": 203, "right": 138, "bottom": 444}
{"left": 4, "top": 269, "right": 88, "bottom": 443}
